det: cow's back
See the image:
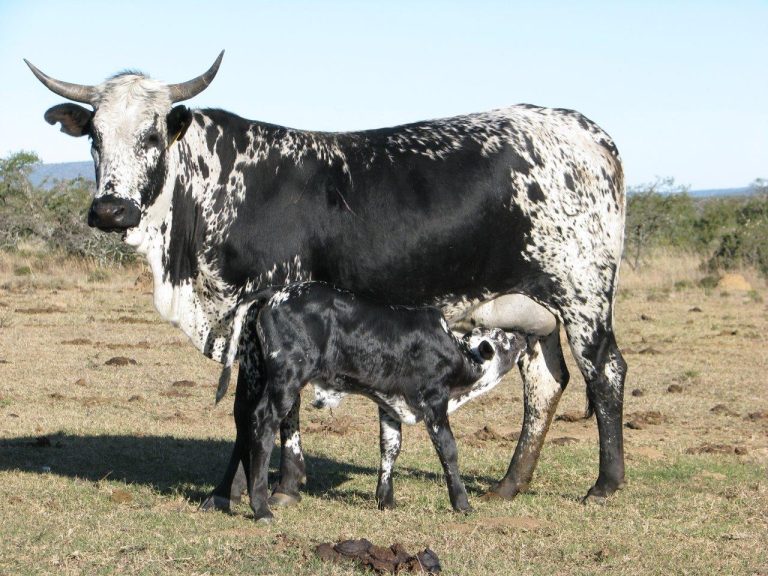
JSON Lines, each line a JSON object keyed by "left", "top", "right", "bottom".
{"left": 214, "top": 104, "right": 623, "bottom": 311}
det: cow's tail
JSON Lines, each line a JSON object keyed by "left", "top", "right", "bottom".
{"left": 215, "top": 303, "right": 251, "bottom": 405}
{"left": 214, "top": 288, "right": 275, "bottom": 405}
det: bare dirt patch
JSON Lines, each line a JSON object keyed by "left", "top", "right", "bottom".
{"left": 555, "top": 411, "right": 587, "bottom": 423}
{"left": 61, "top": 338, "right": 92, "bottom": 345}
{"left": 304, "top": 415, "right": 355, "bottom": 436}
{"left": 160, "top": 389, "right": 191, "bottom": 398}
{"left": 104, "top": 356, "right": 137, "bottom": 366}
{"left": 625, "top": 411, "right": 667, "bottom": 430}
{"left": 685, "top": 443, "right": 749, "bottom": 456}
{"left": 172, "top": 380, "right": 196, "bottom": 388}
{"left": 16, "top": 305, "right": 67, "bottom": 314}
{"left": 710, "top": 404, "right": 740, "bottom": 417}
{"left": 116, "top": 316, "right": 156, "bottom": 324}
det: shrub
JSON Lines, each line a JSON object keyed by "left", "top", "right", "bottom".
{"left": 707, "top": 181, "right": 768, "bottom": 276}
{"left": 0, "top": 151, "right": 135, "bottom": 265}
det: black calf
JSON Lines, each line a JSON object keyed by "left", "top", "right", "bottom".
{"left": 236, "top": 282, "right": 525, "bottom": 522}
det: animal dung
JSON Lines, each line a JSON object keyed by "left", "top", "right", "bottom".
{"left": 315, "top": 539, "right": 441, "bottom": 574}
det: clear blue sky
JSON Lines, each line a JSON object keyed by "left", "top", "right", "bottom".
{"left": 1, "top": 0, "right": 765, "bottom": 189}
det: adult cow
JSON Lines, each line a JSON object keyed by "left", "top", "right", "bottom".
{"left": 26, "top": 51, "right": 627, "bottom": 507}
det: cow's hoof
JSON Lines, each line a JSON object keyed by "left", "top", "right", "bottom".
{"left": 482, "top": 478, "right": 526, "bottom": 501}
{"left": 255, "top": 514, "right": 274, "bottom": 524}
{"left": 377, "top": 500, "right": 396, "bottom": 511}
{"left": 454, "top": 505, "right": 474, "bottom": 514}
{"left": 582, "top": 493, "right": 608, "bottom": 506}
{"left": 582, "top": 480, "right": 624, "bottom": 505}
{"left": 481, "top": 488, "right": 519, "bottom": 502}
{"left": 199, "top": 495, "right": 231, "bottom": 512}
{"left": 268, "top": 492, "right": 301, "bottom": 507}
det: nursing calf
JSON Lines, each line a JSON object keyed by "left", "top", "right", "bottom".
{"left": 238, "top": 282, "right": 525, "bottom": 521}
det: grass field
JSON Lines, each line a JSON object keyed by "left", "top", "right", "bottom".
{"left": 1, "top": 253, "right": 766, "bottom": 575}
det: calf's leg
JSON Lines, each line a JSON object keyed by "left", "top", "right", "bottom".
{"left": 247, "top": 391, "right": 281, "bottom": 523}
{"left": 269, "top": 397, "right": 306, "bottom": 507}
{"left": 424, "top": 414, "right": 471, "bottom": 513}
{"left": 375, "top": 408, "right": 402, "bottom": 509}
{"left": 201, "top": 368, "right": 251, "bottom": 511}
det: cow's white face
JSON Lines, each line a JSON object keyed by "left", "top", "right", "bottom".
{"left": 85, "top": 76, "right": 181, "bottom": 232}
{"left": 26, "top": 53, "right": 222, "bottom": 235}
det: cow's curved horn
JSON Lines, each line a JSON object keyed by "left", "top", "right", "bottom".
{"left": 24, "top": 59, "right": 97, "bottom": 104}
{"left": 167, "top": 51, "right": 224, "bottom": 103}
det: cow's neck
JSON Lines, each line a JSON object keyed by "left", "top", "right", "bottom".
{"left": 127, "top": 117, "right": 239, "bottom": 361}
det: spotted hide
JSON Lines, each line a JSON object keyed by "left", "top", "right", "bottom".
{"left": 28, "top": 51, "right": 627, "bottom": 507}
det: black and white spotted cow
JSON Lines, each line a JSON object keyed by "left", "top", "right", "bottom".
{"left": 27, "top": 51, "right": 628, "bottom": 508}
{"left": 232, "top": 281, "right": 526, "bottom": 521}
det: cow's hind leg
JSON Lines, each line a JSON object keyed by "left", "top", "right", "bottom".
{"left": 376, "top": 407, "right": 402, "bottom": 509}
{"left": 488, "top": 327, "right": 569, "bottom": 499}
{"left": 567, "top": 323, "right": 627, "bottom": 503}
{"left": 268, "top": 397, "right": 306, "bottom": 507}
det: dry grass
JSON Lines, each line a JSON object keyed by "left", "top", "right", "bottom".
{"left": 1, "top": 252, "right": 767, "bottom": 575}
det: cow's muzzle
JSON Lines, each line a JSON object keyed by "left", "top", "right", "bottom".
{"left": 88, "top": 195, "right": 141, "bottom": 232}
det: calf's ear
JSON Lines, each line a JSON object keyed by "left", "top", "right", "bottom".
{"left": 478, "top": 340, "right": 495, "bottom": 361}
{"left": 167, "top": 105, "right": 193, "bottom": 146}
{"left": 44, "top": 103, "right": 92, "bottom": 137}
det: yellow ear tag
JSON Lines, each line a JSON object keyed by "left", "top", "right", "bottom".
{"left": 167, "top": 130, "right": 183, "bottom": 150}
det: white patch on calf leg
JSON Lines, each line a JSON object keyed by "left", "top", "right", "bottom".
{"left": 285, "top": 430, "right": 302, "bottom": 457}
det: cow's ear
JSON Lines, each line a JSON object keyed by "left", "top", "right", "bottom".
{"left": 44, "top": 103, "right": 92, "bottom": 137}
{"left": 167, "top": 105, "right": 192, "bottom": 146}
{"left": 478, "top": 340, "right": 495, "bottom": 361}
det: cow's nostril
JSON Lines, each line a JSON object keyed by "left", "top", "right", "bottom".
{"left": 88, "top": 195, "right": 141, "bottom": 231}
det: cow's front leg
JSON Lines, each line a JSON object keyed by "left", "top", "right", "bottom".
{"left": 201, "top": 368, "right": 251, "bottom": 512}
{"left": 268, "top": 396, "right": 306, "bottom": 507}
{"left": 488, "top": 329, "right": 568, "bottom": 500}
{"left": 424, "top": 413, "right": 471, "bottom": 513}
{"left": 376, "top": 407, "right": 402, "bottom": 509}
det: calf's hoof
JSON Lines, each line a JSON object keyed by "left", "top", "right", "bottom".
{"left": 255, "top": 513, "right": 274, "bottom": 524}
{"left": 199, "top": 494, "right": 231, "bottom": 512}
{"left": 268, "top": 492, "right": 301, "bottom": 508}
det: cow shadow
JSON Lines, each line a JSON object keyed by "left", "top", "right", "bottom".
{"left": 0, "top": 433, "right": 497, "bottom": 505}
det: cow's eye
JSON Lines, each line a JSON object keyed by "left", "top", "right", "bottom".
{"left": 144, "top": 132, "right": 161, "bottom": 148}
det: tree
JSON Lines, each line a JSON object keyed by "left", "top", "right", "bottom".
{"left": 0, "top": 150, "right": 41, "bottom": 205}
{"left": 623, "top": 177, "right": 692, "bottom": 270}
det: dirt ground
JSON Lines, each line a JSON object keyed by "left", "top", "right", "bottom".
{"left": 0, "top": 256, "right": 766, "bottom": 575}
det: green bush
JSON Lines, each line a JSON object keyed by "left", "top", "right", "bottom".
{"left": 626, "top": 177, "right": 768, "bottom": 277}
{"left": 0, "top": 151, "right": 135, "bottom": 265}
{"left": 706, "top": 182, "right": 768, "bottom": 276}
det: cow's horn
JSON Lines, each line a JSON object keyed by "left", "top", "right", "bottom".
{"left": 167, "top": 50, "right": 224, "bottom": 103}
{"left": 24, "top": 59, "right": 97, "bottom": 104}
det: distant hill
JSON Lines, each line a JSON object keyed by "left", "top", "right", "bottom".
{"left": 687, "top": 187, "right": 752, "bottom": 198}
{"left": 30, "top": 161, "right": 94, "bottom": 188}
{"left": 30, "top": 161, "right": 755, "bottom": 198}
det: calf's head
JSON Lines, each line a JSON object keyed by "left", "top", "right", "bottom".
{"left": 464, "top": 327, "right": 527, "bottom": 376}
{"left": 26, "top": 52, "right": 223, "bottom": 234}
